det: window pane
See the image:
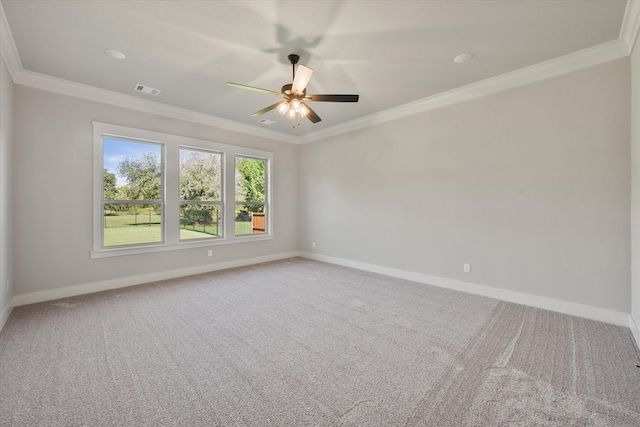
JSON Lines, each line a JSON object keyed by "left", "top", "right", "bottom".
{"left": 235, "top": 204, "right": 265, "bottom": 235}
{"left": 180, "top": 148, "right": 222, "bottom": 201}
{"left": 235, "top": 156, "right": 266, "bottom": 202}
{"left": 103, "top": 204, "right": 162, "bottom": 246}
{"left": 103, "top": 138, "right": 162, "bottom": 201}
{"left": 180, "top": 204, "right": 221, "bottom": 240}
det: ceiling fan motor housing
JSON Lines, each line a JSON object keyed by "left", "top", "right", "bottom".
{"left": 281, "top": 84, "right": 306, "bottom": 99}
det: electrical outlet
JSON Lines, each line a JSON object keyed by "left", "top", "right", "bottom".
{"left": 312, "top": 241, "right": 316, "bottom": 248}
{"left": 463, "top": 263, "right": 471, "bottom": 273}
{"left": 207, "top": 250, "right": 213, "bottom": 257}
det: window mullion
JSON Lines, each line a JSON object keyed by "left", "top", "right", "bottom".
{"left": 164, "top": 144, "right": 179, "bottom": 245}
{"left": 225, "top": 152, "right": 236, "bottom": 240}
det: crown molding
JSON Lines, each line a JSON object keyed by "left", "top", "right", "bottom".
{"left": 12, "top": 69, "right": 300, "bottom": 144}
{"left": 299, "top": 39, "right": 629, "bottom": 144}
{"left": 620, "top": 0, "right": 640, "bottom": 54}
{"left": 0, "top": 2, "right": 21, "bottom": 81}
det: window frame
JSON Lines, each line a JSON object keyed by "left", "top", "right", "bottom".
{"left": 92, "top": 122, "right": 273, "bottom": 259}
{"left": 101, "top": 137, "right": 165, "bottom": 248}
{"left": 234, "top": 155, "right": 269, "bottom": 237}
{"left": 178, "top": 146, "right": 224, "bottom": 241}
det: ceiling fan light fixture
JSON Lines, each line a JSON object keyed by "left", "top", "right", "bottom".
{"left": 277, "top": 102, "right": 290, "bottom": 114}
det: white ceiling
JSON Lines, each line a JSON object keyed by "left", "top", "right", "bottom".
{"left": 0, "top": 0, "right": 632, "bottom": 138}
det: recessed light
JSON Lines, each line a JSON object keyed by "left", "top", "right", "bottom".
{"left": 454, "top": 53, "right": 473, "bottom": 64}
{"left": 105, "top": 49, "right": 126, "bottom": 60}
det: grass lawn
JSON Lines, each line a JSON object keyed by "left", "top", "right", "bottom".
{"left": 180, "top": 228, "right": 221, "bottom": 240}
{"left": 104, "top": 223, "right": 162, "bottom": 246}
{"left": 104, "top": 215, "right": 258, "bottom": 246}
{"left": 235, "top": 221, "right": 252, "bottom": 235}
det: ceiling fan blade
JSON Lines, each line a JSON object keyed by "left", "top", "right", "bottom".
{"left": 305, "top": 94, "right": 359, "bottom": 102}
{"left": 292, "top": 64, "right": 314, "bottom": 95}
{"left": 251, "top": 102, "right": 282, "bottom": 117}
{"left": 226, "top": 82, "right": 282, "bottom": 96}
{"left": 302, "top": 102, "right": 321, "bottom": 123}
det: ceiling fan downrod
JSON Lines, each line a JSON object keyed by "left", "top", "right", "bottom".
{"left": 288, "top": 54, "right": 300, "bottom": 81}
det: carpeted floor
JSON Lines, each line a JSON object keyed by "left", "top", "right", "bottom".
{"left": 1, "top": 257, "right": 639, "bottom": 426}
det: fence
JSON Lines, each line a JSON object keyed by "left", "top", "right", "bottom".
{"left": 252, "top": 212, "right": 265, "bottom": 234}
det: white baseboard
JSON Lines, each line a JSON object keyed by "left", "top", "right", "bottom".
{"left": 630, "top": 315, "right": 640, "bottom": 351}
{"left": 300, "top": 252, "right": 630, "bottom": 327}
{"left": 11, "top": 251, "right": 300, "bottom": 307}
{"left": 0, "top": 304, "right": 12, "bottom": 332}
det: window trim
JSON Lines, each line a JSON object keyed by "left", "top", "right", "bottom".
{"left": 92, "top": 122, "right": 273, "bottom": 259}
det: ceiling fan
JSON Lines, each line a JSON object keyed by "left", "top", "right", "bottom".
{"left": 226, "top": 54, "right": 359, "bottom": 127}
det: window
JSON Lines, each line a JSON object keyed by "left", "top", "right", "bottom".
{"left": 235, "top": 156, "right": 268, "bottom": 236}
{"left": 179, "top": 148, "right": 222, "bottom": 240}
{"left": 102, "top": 138, "right": 163, "bottom": 247}
{"left": 92, "top": 122, "right": 272, "bottom": 258}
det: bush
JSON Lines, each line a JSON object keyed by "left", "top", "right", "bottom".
{"left": 182, "top": 207, "right": 212, "bottom": 226}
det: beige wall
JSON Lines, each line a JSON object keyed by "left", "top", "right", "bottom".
{"left": 300, "top": 58, "right": 631, "bottom": 313}
{"left": 11, "top": 86, "right": 299, "bottom": 296}
{"left": 631, "top": 31, "right": 640, "bottom": 334}
{"left": 0, "top": 55, "right": 13, "bottom": 326}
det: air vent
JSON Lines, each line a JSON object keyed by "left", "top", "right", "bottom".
{"left": 134, "top": 84, "right": 161, "bottom": 96}
{"left": 258, "top": 119, "right": 276, "bottom": 126}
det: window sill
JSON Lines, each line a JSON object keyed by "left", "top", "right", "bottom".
{"left": 90, "top": 234, "right": 274, "bottom": 259}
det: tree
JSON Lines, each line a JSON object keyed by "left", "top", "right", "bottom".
{"left": 103, "top": 169, "right": 122, "bottom": 213}
{"left": 117, "top": 152, "right": 161, "bottom": 200}
{"left": 179, "top": 150, "right": 221, "bottom": 232}
{"left": 179, "top": 151, "right": 221, "bottom": 201}
{"left": 236, "top": 157, "right": 265, "bottom": 212}
{"left": 103, "top": 169, "right": 116, "bottom": 200}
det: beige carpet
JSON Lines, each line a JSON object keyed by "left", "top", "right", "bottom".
{"left": 1, "top": 257, "right": 639, "bottom": 426}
